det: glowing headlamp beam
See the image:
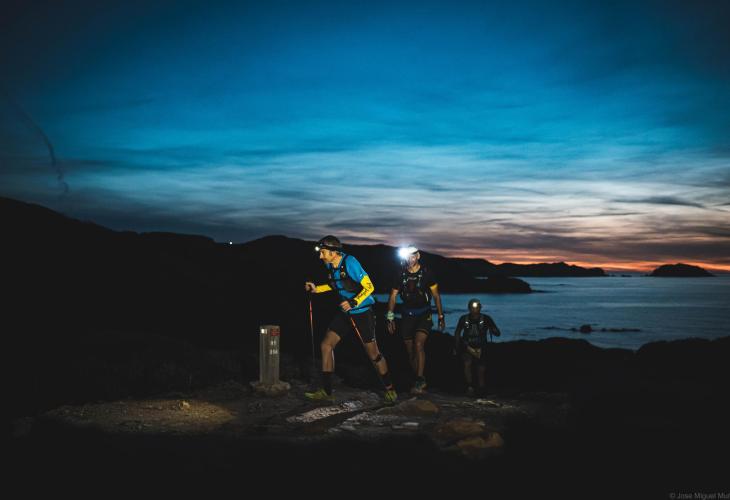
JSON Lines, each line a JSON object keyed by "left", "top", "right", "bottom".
{"left": 398, "top": 246, "right": 418, "bottom": 259}
{"left": 315, "top": 244, "right": 340, "bottom": 252}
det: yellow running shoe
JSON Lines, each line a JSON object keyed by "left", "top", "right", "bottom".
{"left": 304, "top": 388, "right": 335, "bottom": 403}
{"left": 384, "top": 389, "right": 398, "bottom": 404}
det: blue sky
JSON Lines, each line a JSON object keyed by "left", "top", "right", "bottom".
{"left": 1, "top": 0, "right": 729, "bottom": 270}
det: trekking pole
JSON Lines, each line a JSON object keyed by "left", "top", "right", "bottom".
{"left": 307, "top": 291, "right": 316, "bottom": 374}
{"left": 347, "top": 315, "right": 389, "bottom": 392}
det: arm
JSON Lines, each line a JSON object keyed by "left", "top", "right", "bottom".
{"left": 350, "top": 275, "right": 375, "bottom": 306}
{"left": 386, "top": 288, "right": 399, "bottom": 334}
{"left": 453, "top": 316, "right": 464, "bottom": 354}
{"left": 304, "top": 282, "right": 332, "bottom": 293}
{"left": 386, "top": 288, "right": 398, "bottom": 315}
{"left": 340, "top": 257, "right": 374, "bottom": 312}
{"left": 486, "top": 315, "right": 501, "bottom": 337}
{"left": 429, "top": 283, "right": 445, "bottom": 330}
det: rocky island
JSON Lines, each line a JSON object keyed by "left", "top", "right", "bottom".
{"left": 649, "top": 263, "right": 714, "bottom": 277}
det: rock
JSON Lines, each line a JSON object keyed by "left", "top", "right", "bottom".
{"left": 377, "top": 399, "right": 439, "bottom": 416}
{"left": 456, "top": 431, "right": 504, "bottom": 457}
{"left": 250, "top": 381, "right": 291, "bottom": 397}
{"left": 435, "top": 418, "right": 486, "bottom": 439}
{"left": 391, "top": 421, "right": 420, "bottom": 430}
{"left": 579, "top": 324, "right": 592, "bottom": 334}
{"left": 178, "top": 400, "right": 190, "bottom": 410}
{"left": 475, "top": 399, "right": 501, "bottom": 407}
{"left": 635, "top": 337, "right": 729, "bottom": 384}
{"left": 473, "top": 275, "right": 532, "bottom": 293}
{"left": 286, "top": 401, "right": 365, "bottom": 424}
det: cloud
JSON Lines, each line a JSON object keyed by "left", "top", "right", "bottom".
{"left": 328, "top": 217, "right": 416, "bottom": 231}
{"left": 2, "top": 0, "right": 729, "bottom": 269}
{"left": 268, "top": 189, "right": 323, "bottom": 202}
{"left": 4, "top": 139, "right": 728, "bottom": 268}
{"left": 613, "top": 196, "right": 705, "bottom": 209}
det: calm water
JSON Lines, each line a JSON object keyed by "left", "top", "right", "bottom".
{"left": 376, "top": 276, "right": 730, "bottom": 350}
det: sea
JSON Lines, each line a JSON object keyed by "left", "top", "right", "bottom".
{"left": 376, "top": 275, "right": 730, "bottom": 351}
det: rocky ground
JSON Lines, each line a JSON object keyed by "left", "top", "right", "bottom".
{"left": 9, "top": 378, "right": 574, "bottom": 491}
{"left": 9, "top": 377, "right": 730, "bottom": 496}
{"left": 11, "top": 377, "right": 567, "bottom": 455}
{"left": 8, "top": 336, "right": 730, "bottom": 495}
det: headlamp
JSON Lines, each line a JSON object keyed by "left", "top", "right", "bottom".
{"left": 315, "top": 236, "right": 343, "bottom": 253}
{"left": 398, "top": 246, "right": 418, "bottom": 259}
{"left": 315, "top": 243, "right": 340, "bottom": 252}
{"left": 468, "top": 299, "right": 481, "bottom": 310}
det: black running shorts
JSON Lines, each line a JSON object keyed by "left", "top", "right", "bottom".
{"left": 328, "top": 309, "right": 376, "bottom": 343}
{"left": 399, "top": 311, "right": 432, "bottom": 341}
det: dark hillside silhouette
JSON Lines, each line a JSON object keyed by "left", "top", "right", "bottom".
{"left": 455, "top": 258, "right": 607, "bottom": 277}
{"left": 649, "top": 263, "right": 714, "bottom": 277}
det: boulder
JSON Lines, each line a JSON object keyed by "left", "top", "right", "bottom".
{"left": 455, "top": 432, "right": 505, "bottom": 457}
{"left": 250, "top": 381, "right": 291, "bottom": 397}
{"left": 378, "top": 399, "right": 439, "bottom": 416}
{"left": 435, "top": 417, "right": 486, "bottom": 439}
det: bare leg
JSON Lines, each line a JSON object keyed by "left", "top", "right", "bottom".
{"left": 404, "top": 339, "right": 415, "bottom": 373}
{"left": 321, "top": 330, "right": 340, "bottom": 372}
{"left": 364, "top": 341, "right": 389, "bottom": 376}
{"left": 414, "top": 330, "right": 428, "bottom": 378}
{"left": 463, "top": 357, "right": 473, "bottom": 386}
{"left": 477, "top": 365, "right": 487, "bottom": 391}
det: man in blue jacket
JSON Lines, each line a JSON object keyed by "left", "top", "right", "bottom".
{"left": 304, "top": 235, "right": 397, "bottom": 403}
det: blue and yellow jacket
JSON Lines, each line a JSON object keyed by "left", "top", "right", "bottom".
{"left": 314, "top": 253, "right": 375, "bottom": 314}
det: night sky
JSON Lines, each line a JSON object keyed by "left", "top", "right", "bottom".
{"left": 2, "top": 0, "right": 729, "bottom": 271}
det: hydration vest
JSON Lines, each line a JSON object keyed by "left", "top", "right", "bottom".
{"left": 399, "top": 266, "right": 430, "bottom": 307}
{"left": 463, "top": 314, "right": 488, "bottom": 347}
{"left": 327, "top": 254, "right": 362, "bottom": 299}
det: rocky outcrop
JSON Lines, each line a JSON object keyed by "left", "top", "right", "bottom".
{"left": 649, "top": 263, "right": 714, "bottom": 277}
{"left": 455, "top": 258, "right": 607, "bottom": 277}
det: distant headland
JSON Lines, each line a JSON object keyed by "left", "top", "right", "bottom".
{"left": 1, "top": 196, "right": 531, "bottom": 295}
{"left": 649, "top": 263, "right": 714, "bottom": 277}
{"left": 454, "top": 258, "right": 607, "bottom": 277}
